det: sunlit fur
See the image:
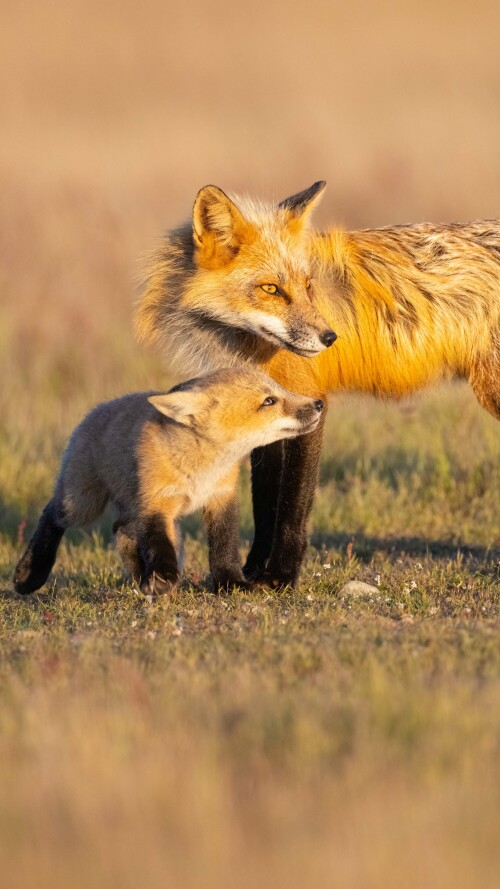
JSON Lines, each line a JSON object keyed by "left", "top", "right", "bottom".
{"left": 139, "top": 369, "right": 322, "bottom": 517}
{"left": 137, "top": 183, "right": 334, "bottom": 375}
{"left": 13, "top": 368, "right": 322, "bottom": 594}
{"left": 137, "top": 186, "right": 500, "bottom": 418}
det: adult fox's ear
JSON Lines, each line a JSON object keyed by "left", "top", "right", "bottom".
{"left": 149, "top": 391, "right": 203, "bottom": 426}
{"left": 278, "top": 181, "right": 326, "bottom": 235}
{"left": 193, "top": 185, "right": 254, "bottom": 268}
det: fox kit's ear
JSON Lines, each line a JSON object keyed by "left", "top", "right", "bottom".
{"left": 193, "top": 185, "right": 253, "bottom": 268}
{"left": 278, "top": 181, "right": 326, "bottom": 236}
{"left": 149, "top": 392, "right": 202, "bottom": 426}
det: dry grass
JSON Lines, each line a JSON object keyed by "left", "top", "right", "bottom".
{"left": 1, "top": 1, "right": 500, "bottom": 886}
{"left": 0, "top": 543, "right": 499, "bottom": 889}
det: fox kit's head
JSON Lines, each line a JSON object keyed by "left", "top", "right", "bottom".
{"left": 149, "top": 368, "right": 324, "bottom": 455}
{"left": 185, "top": 182, "right": 336, "bottom": 357}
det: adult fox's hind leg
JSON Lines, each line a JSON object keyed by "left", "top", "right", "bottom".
{"left": 470, "top": 326, "right": 500, "bottom": 420}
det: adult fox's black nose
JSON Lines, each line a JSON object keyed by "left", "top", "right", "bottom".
{"left": 314, "top": 399, "right": 324, "bottom": 413}
{"left": 320, "top": 330, "right": 337, "bottom": 348}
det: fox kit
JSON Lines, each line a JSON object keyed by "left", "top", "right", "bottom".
{"left": 13, "top": 368, "right": 324, "bottom": 596}
{"left": 136, "top": 182, "right": 500, "bottom": 588}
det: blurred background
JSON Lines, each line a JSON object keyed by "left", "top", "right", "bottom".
{"left": 1, "top": 0, "right": 499, "bottom": 537}
{"left": 3, "top": 0, "right": 500, "bottom": 216}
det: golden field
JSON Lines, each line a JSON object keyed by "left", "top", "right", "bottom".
{"left": 0, "top": 1, "right": 499, "bottom": 887}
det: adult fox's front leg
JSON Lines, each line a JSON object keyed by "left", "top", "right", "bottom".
{"left": 261, "top": 406, "right": 327, "bottom": 588}
{"left": 243, "top": 440, "right": 284, "bottom": 580}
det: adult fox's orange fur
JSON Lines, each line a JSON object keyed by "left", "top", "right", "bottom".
{"left": 136, "top": 182, "right": 500, "bottom": 586}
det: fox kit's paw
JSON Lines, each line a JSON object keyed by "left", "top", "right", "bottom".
{"left": 140, "top": 572, "right": 178, "bottom": 597}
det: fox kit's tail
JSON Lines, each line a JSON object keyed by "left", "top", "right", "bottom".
{"left": 13, "top": 499, "right": 65, "bottom": 595}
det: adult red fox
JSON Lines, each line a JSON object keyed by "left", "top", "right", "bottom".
{"left": 136, "top": 182, "right": 500, "bottom": 587}
{"left": 13, "top": 369, "right": 323, "bottom": 595}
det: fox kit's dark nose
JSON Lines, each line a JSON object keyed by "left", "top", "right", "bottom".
{"left": 314, "top": 399, "right": 324, "bottom": 413}
{"left": 320, "top": 330, "right": 337, "bottom": 348}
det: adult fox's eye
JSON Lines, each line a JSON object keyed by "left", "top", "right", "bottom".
{"left": 261, "top": 284, "right": 278, "bottom": 295}
{"left": 261, "top": 396, "right": 277, "bottom": 407}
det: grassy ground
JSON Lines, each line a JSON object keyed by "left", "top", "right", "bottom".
{"left": 0, "top": 552, "right": 499, "bottom": 889}
{"left": 1, "top": 385, "right": 499, "bottom": 889}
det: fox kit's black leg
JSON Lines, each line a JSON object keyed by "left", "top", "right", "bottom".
{"left": 204, "top": 491, "right": 250, "bottom": 592}
{"left": 264, "top": 408, "right": 327, "bottom": 589}
{"left": 243, "top": 440, "right": 284, "bottom": 580}
{"left": 13, "top": 499, "right": 65, "bottom": 595}
{"left": 137, "top": 513, "right": 180, "bottom": 595}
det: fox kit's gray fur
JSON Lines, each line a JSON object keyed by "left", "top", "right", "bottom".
{"left": 13, "top": 368, "right": 323, "bottom": 596}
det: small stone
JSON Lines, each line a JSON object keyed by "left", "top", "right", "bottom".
{"left": 339, "top": 580, "right": 379, "bottom": 598}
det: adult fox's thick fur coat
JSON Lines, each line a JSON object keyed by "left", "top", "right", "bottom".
{"left": 136, "top": 182, "right": 500, "bottom": 586}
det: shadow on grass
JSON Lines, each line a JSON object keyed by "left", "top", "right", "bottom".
{"left": 311, "top": 531, "right": 500, "bottom": 572}
{"left": 0, "top": 577, "right": 133, "bottom": 604}
{"left": 0, "top": 566, "right": 215, "bottom": 604}
{"left": 4, "top": 497, "right": 498, "bottom": 594}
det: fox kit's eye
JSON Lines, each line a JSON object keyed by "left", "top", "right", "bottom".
{"left": 261, "top": 284, "right": 278, "bottom": 295}
{"left": 261, "top": 396, "right": 277, "bottom": 407}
